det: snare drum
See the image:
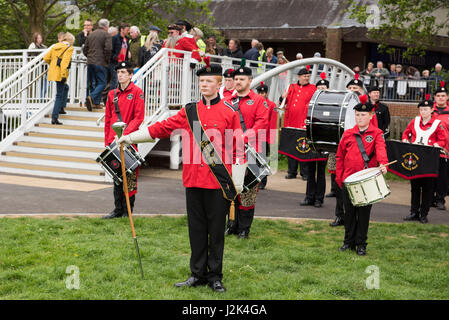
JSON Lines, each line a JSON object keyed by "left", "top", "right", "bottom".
{"left": 344, "top": 168, "right": 391, "bottom": 207}
{"left": 96, "top": 141, "right": 145, "bottom": 184}
{"left": 243, "top": 144, "right": 272, "bottom": 193}
{"left": 306, "top": 90, "right": 359, "bottom": 152}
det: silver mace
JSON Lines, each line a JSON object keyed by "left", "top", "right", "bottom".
{"left": 112, "top": 121, "right": 145, "bottom": 279}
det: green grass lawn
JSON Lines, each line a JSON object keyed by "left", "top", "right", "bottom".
{"left": 1, "top": 216, "right": 448, "bottom": 300}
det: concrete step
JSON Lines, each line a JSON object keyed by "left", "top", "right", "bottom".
{"left": 41, "top": 117, "right": 99, "bottom": 127}
{"left": 25, "top": 132, "right": 104, "bottom": 142}
{"left": 13, "top": 141, "right": 104, "bottom": 153}
{"left": 1, "top": 151, "right": 97, "bottom": 164}
{"left": 45, "top": 114, "right": 100, "bottom": 122}
{"left": 65, "top": 106, "right": 105, "bottom": 113}
{"left": 64, "top": 108, "right": 104, "bottom": 117}
{"left": 0, "top": 155, "right": 102, "bottom": 170}
{"left": 0, "top": 165, "right": 108, "bottom": 182}
{"left": 8, "top": 145, "right": 99, "bottom": 159}
{"left": 19, "top": 135, "right": 104, "bottom": 148}
{"left": 0, "top": 161, "right": 104, "bottom": 176}
{"left": 36, "top": 123, "right": 104, "bottom": 132}
{"left": 32, "top": 125, "right": 104, "bottom": 137}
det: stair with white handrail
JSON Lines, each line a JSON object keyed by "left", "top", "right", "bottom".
{"left": 0, "top": 104, "right": 111, "bottom": 182}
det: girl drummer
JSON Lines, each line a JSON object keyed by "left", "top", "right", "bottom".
{"left": 335, "top": 95, "right": 388, "bottom": 256}
{"left": 402, "top": 95, "right": 446, "bottom": 223}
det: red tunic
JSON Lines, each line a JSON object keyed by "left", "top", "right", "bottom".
{"left": 104, "top": 82, "right": 145, "bottom": 197}
{"left": 402, "top": 115, "right": 446, "bottom": 147}
{"left": 148, "top": 97, "right": 242, "bottom": 189}
{"left": 227, "top": 90, "right": 269, "bottom": 152}
{"left": 335, "top": 123, "right": 388, "bottom": 188}
{"left": 283, "top": 82, "right": 316, "bottom": 128}
{"left": 104, "top": 82, "right": 145, "bottom": 146}
{"left": 162, "top": 34, "right": 201, "bottom": 63}
{"left": 220, "top": 87, "right": 235, "bottom": 100}
{"left": 432, "top": 102, "right": 449, "bottom": 158}
{"left": 264, "top": 97, "right": 278, "bottom": 144}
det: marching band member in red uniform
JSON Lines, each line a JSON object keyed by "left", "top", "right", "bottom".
{"left": 219, "top": 68, "right": 236, "bottom": 99}
{"left": 255, "top": 81, "right": 277, "bottom": 190}
{"left": 402, "top": 95, "right": 446, "bottom": 223}
{"left": 224, "top": 63, "right": 269, "bottom": 239}
{"left": 118, "top": 61, "right": 242, "bottom": 293}
{"left": 162, "top": 24, "right": 201, "bottom": 64}
{"left": 282, "top": 66, "right": 317, "bottom": 180}
{"left": 103, "top": 61, "right": 145, "bottom": 219}
{"left": 336, "top": 95, "right": 388, "bottom": 256}
{"left": 432, "top": 81, "right": 449, "bottom": 210}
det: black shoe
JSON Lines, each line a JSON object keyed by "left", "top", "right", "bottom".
{"left": 59, "top": 109, "right": 66, "bottom": 114}
{"left": 285, "top": 174, "right": 297, "bottom": 179}
{"left": 339, "top": 244, "right": 355, "bottom": 252}
{"left": 436, "top": 202, "right": 445, "bottom": 210}
{"left": 356, "top": 245, "right": 367, "bottom": 256}
{"left": 209, "top": 280, "right": 226, "bottom": 293}
{"left": 419, "top": 215, "right": 429, "bottom": 224}
{"left": 102, "top": 210, "right": 125, "bottom": 219}
{"left": 225, "top": 227, "right": 237, "bottom": 236}
{"left": 403, "top": 212, "right": 420, "bottom": 221}
{"left": 431, "top": 201, "right": 437, "bottom": 208}
{"left": 301, "top": 175, "right": 308, "bottom": 181}
{"left": 314, "top": 200, "right": 323, "bottom": 208}
{"left": 237, "top": 231, "right": 249, "bottom": 239}
{"left": 330, "top": 217, "right": 344, "bottom": 227}
{"left": 86, "top": 96, "right": 93, "bottom": 111}
{"left": 300, "top": 199, "right": 314, "bottom": 206}
{"left": 325, "top": 191, "right": 336, "bottom": 198}
{"left": 174, "top": 276, "right": 208, "bottom": 288}
{"left": 51, "top": 118, "right": 62, "bottom": 125}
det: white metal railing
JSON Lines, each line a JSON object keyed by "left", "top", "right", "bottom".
{"left": 251, "top": 58, "right": 356, "bottom": 105}
{"left": 0, "top": 46, "right": 86, "bottom": 149}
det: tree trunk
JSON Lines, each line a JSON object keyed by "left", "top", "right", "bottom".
{"left": 27, "top": 0, "right": 46, "bottom": 43}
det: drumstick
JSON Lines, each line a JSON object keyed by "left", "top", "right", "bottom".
{"left": 350, "top": 160, "right": 398, "bottom": 179}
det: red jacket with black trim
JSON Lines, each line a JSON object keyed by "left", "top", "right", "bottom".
{"left": 335, "top": 123, "right": 388, "bottom": 188}
{"left": 283, "top": 82, "right": 316, "bottom": 129}
{"left": 148, "top": 97, "right": 242, "bottom": 189}
{"left": 227, "top": 90, "right": 269, "bottom": 152}
{"left": 104, "top": 82, "right": 145, "bottom": 146}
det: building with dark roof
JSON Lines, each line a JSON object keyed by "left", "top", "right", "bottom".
{"left": 208, "top": 0, "right": 449, "bottom": 70}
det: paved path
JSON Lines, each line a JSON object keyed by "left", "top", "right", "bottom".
{"left": 1, "top": 168, "right": 449, "bottom": 225}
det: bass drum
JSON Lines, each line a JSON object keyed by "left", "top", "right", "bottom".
{"left": 306, "top": 90, "right": 359, "bottom": 152}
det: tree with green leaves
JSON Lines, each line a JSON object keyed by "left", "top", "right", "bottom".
{"left": 348, "top": 0, "right": 449, "bottom": 59}
{"left": 0, "top": 0, "right": 216, "bottom": 49}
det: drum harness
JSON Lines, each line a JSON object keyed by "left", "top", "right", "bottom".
{"left": 354, "top": 132, "right": 375, "bottom": 169}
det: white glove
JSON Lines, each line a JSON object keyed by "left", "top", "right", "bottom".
{"left": 118, "top": 128, "right": 154, "bottom": 146}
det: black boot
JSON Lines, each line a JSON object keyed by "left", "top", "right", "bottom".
{"left": 51, "top": 118, "right": 62, "bottom": 125}
{"left": 330, "top": 217, "right": 344, "bottom": 227}
{"left": 102, "top": 210, "right": 125, "bottom": 219}
{"left": 403, "top": 212, "right": 419, "bottom": 221}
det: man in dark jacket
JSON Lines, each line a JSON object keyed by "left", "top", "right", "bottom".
{"left": 83, "top": 18, "right": 112, "bottom": 111}
{"left": 110, "top": 23, "right": 130, "bottom": 89}
{"left": 368, "top": 85, "right": 391, "bottom": 138}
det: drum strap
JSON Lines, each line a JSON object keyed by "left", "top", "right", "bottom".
{"left": 224, "top": 98, "right": 247, "bottom": 132}
{"left": 185, "top": 102, "right": 238, "bottom": 202}
{"left": 113, "top": 89, "right": 124, "bottom": 122}
{"left": 354, "top": 134, "right": 375, "bottom": 169}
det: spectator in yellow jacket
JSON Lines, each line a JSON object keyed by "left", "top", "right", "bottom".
{"left": 44, "top": 32, "right": 75, "bottom": 124}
